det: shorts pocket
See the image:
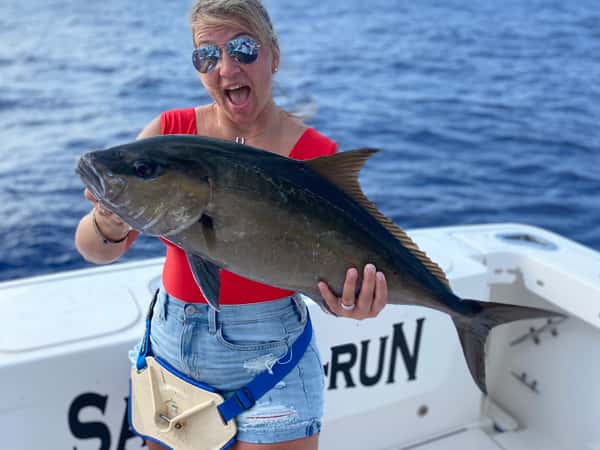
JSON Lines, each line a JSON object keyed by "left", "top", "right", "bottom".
{"left": 216, "top": 319, "right": 288, "bottom": 351}
{"left": 280, "top": 305, "right": 308, "bottom": 335}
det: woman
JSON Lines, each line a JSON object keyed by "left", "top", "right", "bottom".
{"left": 75, "top": 1, "right": 387, "bottom": 448}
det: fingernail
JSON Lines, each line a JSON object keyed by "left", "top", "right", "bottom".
{"left": 376, "top": 271, "right": 385, "bottom": 281}
{"left": 365, "top": 263, "right": 376, "bottom": 273}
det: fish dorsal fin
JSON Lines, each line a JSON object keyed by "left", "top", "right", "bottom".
{"left": 304, "top": 149, "right": 450, "bottom": 288}
{"left": 304, "top": 149, "right": 380, "bottom": 197}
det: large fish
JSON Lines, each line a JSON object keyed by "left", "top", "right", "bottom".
{"left": 76, "top": 135, "right": 562, "bottom": 394}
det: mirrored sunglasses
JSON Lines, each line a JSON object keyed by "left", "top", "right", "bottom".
{"left": 192, "top": 36, "right": 261, "bottom": 74}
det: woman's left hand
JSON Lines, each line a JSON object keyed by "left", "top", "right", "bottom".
{"left": 318, "top": 264, "right": 387, "bottom": 319}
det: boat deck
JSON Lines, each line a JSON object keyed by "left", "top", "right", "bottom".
{"left": 407, "top": 428, "right": 501, "bottom": 450}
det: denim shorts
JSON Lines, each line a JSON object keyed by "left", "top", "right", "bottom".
{"left": 130, "top": 288, "right": 324, "bottom": 444}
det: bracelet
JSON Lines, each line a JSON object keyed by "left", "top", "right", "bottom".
{"left": 92, "top": 210, "right": 130, "bottom": 244}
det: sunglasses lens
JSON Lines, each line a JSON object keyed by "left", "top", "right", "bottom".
{"left": 192, "top": 37, "right": 260, "bottom": 73}
{"left": 192, "top": 45, "right": 220, "bottom": 73}
{"left": 227, "top": 36, "right": 260, "bottom": 64}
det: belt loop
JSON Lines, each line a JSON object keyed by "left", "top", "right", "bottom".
{"left": 292, "top": 294, "right": 307, "bottom": 324}
{"left": 208, "top": 306, "right": 217, "bottom": 335}
{"left": 161, "top": 290, "right": 169, "bottom": 322}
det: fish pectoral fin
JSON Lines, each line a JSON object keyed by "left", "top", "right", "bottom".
{"left": 199, "top": 213, "right": 216, "bottom": 251}
{"left": 185, "top": 252, "right": 221, "bottom": 311}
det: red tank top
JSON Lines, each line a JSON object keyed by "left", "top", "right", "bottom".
{"left": 159, "top": 108, "right": 337, "bottom": 304}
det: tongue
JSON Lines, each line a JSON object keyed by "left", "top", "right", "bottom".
{"left": 228, "top": 86, "right": 250, "bottom": 105}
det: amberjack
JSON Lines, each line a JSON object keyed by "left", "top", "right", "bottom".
{"left": 76, "top": 135, "right": 562, "bottom": 393}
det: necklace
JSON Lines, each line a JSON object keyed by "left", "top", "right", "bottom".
{"left": 225, "top": 107, "right": 284, "bottom": 146}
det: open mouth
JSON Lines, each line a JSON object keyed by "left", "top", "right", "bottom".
{"left": 225, "top": 85, "right": 251, "bottom": 106}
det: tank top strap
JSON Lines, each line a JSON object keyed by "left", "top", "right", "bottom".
{"left": 289, "top": 128, "right": 337, "bottom": 160}
{"left": 160, "top": 108, "right": 197, "bottom": 135}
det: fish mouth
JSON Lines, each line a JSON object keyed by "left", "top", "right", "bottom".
{"left": 76, "top": 155, "right": 104, "bottom": 198}
{"left": 76, "top": 153, "right": 127, "bottom": 206}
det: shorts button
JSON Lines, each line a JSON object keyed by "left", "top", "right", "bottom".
{"left": 184, "top": 304, "right": 197, "bottom": 316}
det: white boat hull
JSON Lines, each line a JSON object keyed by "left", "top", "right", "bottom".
{"left": 1, "top": 224, "right": 598, "bottom": 449}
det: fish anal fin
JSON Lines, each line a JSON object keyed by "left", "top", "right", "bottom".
{"left": 186, "top": 252, "right": 221, "bottom": 311}
{"left": 304, "top": 149, "right": 450, "bottom": 288}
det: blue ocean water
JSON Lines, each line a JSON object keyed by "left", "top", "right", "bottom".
{"left": 1, "top": 0, "right": 599, "bottom": 282}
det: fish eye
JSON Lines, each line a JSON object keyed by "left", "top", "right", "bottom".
{"left": 133, "top": 160, "right": 163, "bottom": 179}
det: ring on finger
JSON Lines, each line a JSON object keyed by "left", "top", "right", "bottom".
{"left": 340, "top": 301, "right": 356, "bottom": 311}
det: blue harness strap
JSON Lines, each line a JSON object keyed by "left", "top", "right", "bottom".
{"left": 136, "top": 289, "right": 312, "bottom": 423}
{"left": 135, "top": 289, "right": 159, "bottom": 371}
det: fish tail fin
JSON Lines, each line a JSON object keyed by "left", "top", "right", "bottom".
{"left": 452, "top": 299, "right": 564, "bottom": 394}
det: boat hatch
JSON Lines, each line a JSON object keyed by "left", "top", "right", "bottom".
{"left": 495, "top": 232, "right": 558, "bottom": 251}
{"left": 0, "top": 277, "right": 140, "bottom": 352}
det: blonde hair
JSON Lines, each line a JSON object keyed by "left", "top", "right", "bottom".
{"left": 189, "top": 0, "right": 279, "bottom": 55}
